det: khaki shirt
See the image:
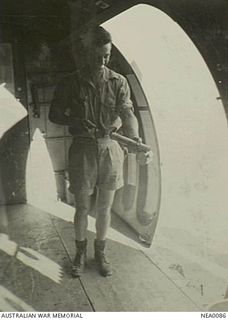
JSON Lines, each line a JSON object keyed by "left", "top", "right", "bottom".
{"left": 50, "top": 66, "right": 137, "bottom": 138}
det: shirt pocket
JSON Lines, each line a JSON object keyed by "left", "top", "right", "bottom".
{"left": 105, "top": 96, "right": 116, "bottom": 108}
{"left": 71, "top": 91, "right": 89, "bottom": 119}
{"left": 103, "top": 96, "right": 117, "bottom": 121}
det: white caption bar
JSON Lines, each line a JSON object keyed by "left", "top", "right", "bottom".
{"left": 0, "top": 312, "right": 228, "bottom": 320}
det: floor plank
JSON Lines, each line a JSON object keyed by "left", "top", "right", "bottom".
{"left": 1, "top": 204, "right": 93, "bottom": 311}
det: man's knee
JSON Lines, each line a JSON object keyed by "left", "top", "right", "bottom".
{"left": 74, "top": 191, "right": 92, "bottom": 219}
{"left": 74, "top": 206, "right": 89, "bottom": 219}
{"left": 74, "top": 200, "right": 90, "bottom": 219}
{"left": 96, "top": 189, "right": 115, "bottom": 213}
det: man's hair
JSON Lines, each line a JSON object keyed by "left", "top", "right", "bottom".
{"left": 91, "top": 26, "right": 112, "bottom": 47}
{"left": 80, "top": 26, "right": 112, "bottom": 51}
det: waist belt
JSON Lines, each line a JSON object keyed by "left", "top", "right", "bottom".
{"left": 72, "top": 128, "right": 110, "bottom": 139}
{"left": 94, "top": 129, "right": 108, "bottom": 138}
{"left": 72, "top": 134, "right": 111, "bottom": 144}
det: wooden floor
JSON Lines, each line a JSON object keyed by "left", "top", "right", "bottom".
{"left": 0, "top": 203, "right": 200, "bottom": 311}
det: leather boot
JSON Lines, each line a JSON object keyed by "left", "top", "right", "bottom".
{"left": 72, "top": 239, "right": 87, "bottom": 278}
{"left": 94, "top": 239, "right": 112, "bottom": 277}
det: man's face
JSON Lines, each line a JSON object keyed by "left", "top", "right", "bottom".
{"left": 86, "top": 42, "right": 112, "bottom": 72}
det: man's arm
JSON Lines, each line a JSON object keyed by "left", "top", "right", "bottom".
{"left": 116, "top": 76, "right": 139, "bottom": 139}
{"left": 115, "top": 76, "right": 153, "bottom": 165}
{"left": 119, "top": 108, "right": 139, "bottom": 139}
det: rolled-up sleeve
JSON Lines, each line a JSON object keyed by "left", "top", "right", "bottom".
{"left": 116, "top": 76, "right": 133, "bottom": 114}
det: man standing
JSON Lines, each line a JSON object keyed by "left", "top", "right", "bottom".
{"left": 49, "top": 26, "right": 140, "bottom": 277}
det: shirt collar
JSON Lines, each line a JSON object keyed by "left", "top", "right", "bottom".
{"left": 78, "top": 66, "right": 118, "bottom": 84}
{"left": 103, "top": 67, "right": 119, "bottom": 81}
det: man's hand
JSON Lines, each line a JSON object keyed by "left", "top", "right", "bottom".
{"left": 136, "top": 150, "right": 153, "bottom": 165}
{"left": 133, "top": 136, "right": 142, "bottom": 145}
{"left": 128, "top": 136, "right": 142, "bottom": 153}
{"left": 132, "top": 137, "right": 153, "bottom": 165}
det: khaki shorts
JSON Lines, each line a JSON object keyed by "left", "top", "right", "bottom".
{"left": 68, "top": 137, "right": 124, "bottom": 195}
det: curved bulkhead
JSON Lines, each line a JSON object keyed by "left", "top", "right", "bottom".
{"left": 108, "top": 45, "right": 161, "bottom": 245}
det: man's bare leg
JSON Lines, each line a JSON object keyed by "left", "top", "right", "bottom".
{"left": 74, "top": 191, "right": 92, "bottom": 241}
{"left": 72, "top": 191, "right": 92, "bottom": 277}
{"left": 94, "top": 188, "right": 115, "bottom": 276}
{"left": 95, "top": 188, "right": 115, "bottom": 240}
